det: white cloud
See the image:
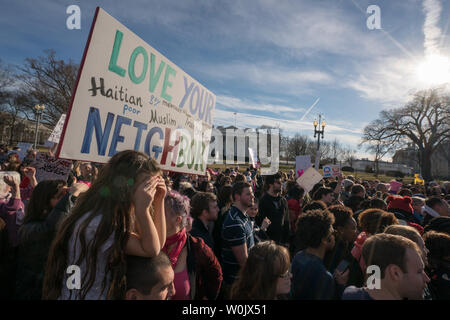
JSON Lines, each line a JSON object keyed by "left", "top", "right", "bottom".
{"left": 196, "top": 61, "right": 334, "bottom": 96}
{"left": 216, "top": 95, "right": 305, "bottom": 115}
{"left": 212, "top": 106, "right": 363, "bottom": 144}
{"left": 423, "top": 0, "right": 444, "bottom": 56}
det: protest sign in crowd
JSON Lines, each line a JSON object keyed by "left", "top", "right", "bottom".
{"left": 0, "top": 145, "right": 449, "bottom": 300}
{"left": 0, "top": 7, "right": 449, "bottom": 302}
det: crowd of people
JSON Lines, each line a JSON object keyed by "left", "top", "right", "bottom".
{"left": 0, "top": 145, "right": 449, "bottom": 300}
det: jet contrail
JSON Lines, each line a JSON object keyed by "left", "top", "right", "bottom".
{"left": 423, "top": 0, "right": 443, "bottom": 57}
{"left": 300, "top": 97, "right": 320, "bottom": 121}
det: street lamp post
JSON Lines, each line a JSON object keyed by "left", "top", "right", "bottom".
{"left": 313, "top": 114, "right": 326, "bottom": 170}
{"left": 33, "top": 104, "right": 45, "bottom": 150}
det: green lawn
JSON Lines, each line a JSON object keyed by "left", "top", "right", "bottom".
{"left": 208, "top": 163, "right": 415, "bottom": 184}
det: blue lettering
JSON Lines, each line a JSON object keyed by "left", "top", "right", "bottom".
{"left": 189, "top": 85, "right": 199, "bottom": 115}
{"left": 145, "top": 127, "right": 164, "bottom": 159}
{"left": 108, "top": 115, "right": 132, "bottom": 156}
{"left": 81, "top": 107, "right": 114, "bottom": 156}
{"left": 133, "top": 121, "right": 148, "bottom": 151}
{"left": 179, "top": 76, "right": 195, "bottom": 109}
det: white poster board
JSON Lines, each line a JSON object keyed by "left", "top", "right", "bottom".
{"left": 295, "top": 155, "right": 311, "bottom": 178}
{"left": 32, "top": 153, "right": 72, "bottom": 183}
{"left": 57, "top": 8, "right": 216, "bottom": 175}
{"left": 48, "top": 114, "right": 66, "bottom": 143}
{"left": 296, "top": 167, "right": 323, "bottom": 193}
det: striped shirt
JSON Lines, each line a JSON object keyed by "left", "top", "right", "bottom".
{"left": 221, "top": 205, "right": 254, "bottom": 284}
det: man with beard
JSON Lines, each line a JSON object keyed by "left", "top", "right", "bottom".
{"left": 221, "top": 182, "right": 255, "bottom": 291}
{"left": 256, "top": 173, "right": 290, "bottom": 247}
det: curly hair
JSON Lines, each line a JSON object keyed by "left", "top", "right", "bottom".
{"left": 327, "top": 205, "right": 353, "bottom": 228}
{"left": 296, "top": 209, "right": 335, "bottom": 248}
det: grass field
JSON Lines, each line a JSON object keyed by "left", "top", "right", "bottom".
{"left": 208, "top": 163, "right": 416, "bottom": 184}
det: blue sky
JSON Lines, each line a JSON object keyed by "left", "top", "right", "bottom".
{"left": 1, "top": 0, "right": 449, "bottom": 160}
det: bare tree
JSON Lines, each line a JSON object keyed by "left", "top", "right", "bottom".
{"left": 17, "top": 50, "right": 78, "bottom": 127}
{"left": 361, "top": 88, "right": 450, "bottom": 180}
{"left": 0, "top": 59, "right": 14, "bottom": 103}
{"left": 286, "top": 134, "right": 310, "bottom": 160}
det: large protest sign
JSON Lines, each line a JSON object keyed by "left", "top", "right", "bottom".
{"left": 323, "top": 164, "right": 341, "bottom": 178}
{"left": 295, "top": 155, "right": 311, "bottom": 178}
{"left": 296, "top": 167, "right": 323, "bottom": 193}
{"left": 48, "top": 114, "right": 66, "bottom": 143}
{"left": 33, "top": 153, "right": 72, "bottom": 183}
{"left": 57, "top": 8, "right": 215, "bottom": 175}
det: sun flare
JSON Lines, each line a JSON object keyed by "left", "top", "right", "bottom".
{"left": 416, "top": 54, "right": 450, "bottom": 85}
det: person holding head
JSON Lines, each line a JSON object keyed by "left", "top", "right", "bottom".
{"left": 423, "top": 231, "right": 450, "bottom": 300}
{"left": 221, "top": 182, "right": 255, "bottom": 292}
{"left": 291, "top": 209, "right": 349, "bottom": 300}
{"left": 43, "top": 150, "right": 167, "bottom": 300}
{"left": 230, "top": 241, "right": 291, "bottom": 300}
{"left": 189, "top": 192, "right": 219, "bottom": 251}
{"left": 124, "top": 252, "right": 175, "bottom": 300}
{"left": 422, "top": 197, "right": 449, "bottom": 227}
{"left": 342, "top": 233, "right": 430, "bottom": 300}
{"left": 256, "top": 173, "right": 290, "bottom": 246}
{"left": 163, "top": 190, "right": 222, "bottom": 300}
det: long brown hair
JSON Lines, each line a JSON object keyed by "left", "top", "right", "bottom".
{"left": 42, "top": 150, "right": 161, "bottom": 300}
{"left": 230, "top": 241, "right": 290, "bottom": 300}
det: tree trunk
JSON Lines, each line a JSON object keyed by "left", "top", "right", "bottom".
{"left": 420, "top": 149, "right": 433, "bottom": 181}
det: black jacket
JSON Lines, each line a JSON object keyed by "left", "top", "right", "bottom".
{"left": 14, "top": 193, "right": 77, "bottom": 300}
{"left": 256, "top": 193, "right": 290, "bottom": 246}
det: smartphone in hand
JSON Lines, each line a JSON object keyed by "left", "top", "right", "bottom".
{"left": 336, "top": 259, "right": 350, "bottom": 273}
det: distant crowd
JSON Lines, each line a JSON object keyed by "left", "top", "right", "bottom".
{"left": 1, "top": 144, "right": 449, "bottom": 300}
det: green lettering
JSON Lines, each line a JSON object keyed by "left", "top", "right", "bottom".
{"left": 128, "top": 46, "right": 148, "bottom": 84}
{"left": 161, "top": 64, "right": 176, "bottom": 102}
{"left": 108, "top": 30, "right": 126, "bottom": 77}
{"left": 149, "top": 53, "right": 165, "bottom": 93}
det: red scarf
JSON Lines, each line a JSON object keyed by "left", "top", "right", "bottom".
{"left": 162, "top": 228, "right": 187, "bottom": 269}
